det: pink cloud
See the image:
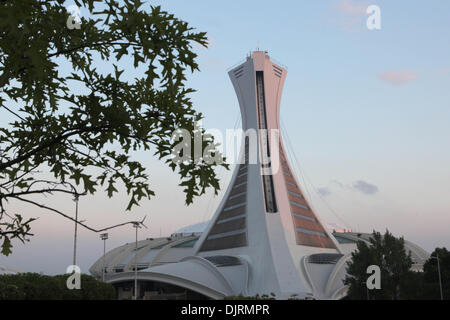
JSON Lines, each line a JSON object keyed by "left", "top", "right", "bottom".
{"left": 333, "top": 0, "right": 367, "bottom": 16}
{"left": 331, "top": 0, "right": 372, "bottom": 32}
{"left": 378, "top": 69, "right": 418, "bottom": 86}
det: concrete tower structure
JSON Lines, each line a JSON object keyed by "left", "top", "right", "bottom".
{"left": 192, "top": 50, "right": 341, "bottom": 298}
{"left": 92, "top": 51, "right": 431, "bottom": 300}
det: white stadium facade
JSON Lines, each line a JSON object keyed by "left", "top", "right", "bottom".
{"left": 90, "top": 51, "right": 429, "bottom": 300}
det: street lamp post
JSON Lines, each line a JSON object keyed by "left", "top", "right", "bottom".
{"left": 72, "top": 193, "right": 80, "bottom": 266}
{"left": 430, "top": 254, "right": 444, "bottom": 300}
{"left": 361, "top": 280, "right": 370, "bottom": 300}
{"left": 100, "top": 233, "right": 109, "bottom": 282}
{"left": 132, "top": 222, "right": 141, "bottom": 300}
{"left": 71, "top": 189, "right": 86, "bottom": 267}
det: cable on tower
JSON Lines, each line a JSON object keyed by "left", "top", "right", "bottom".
{"left": 280, "top": 118, "right": 351, "bottom": 230}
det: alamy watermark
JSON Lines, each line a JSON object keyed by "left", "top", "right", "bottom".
{"left": 171, "top": 127, "right": 281, "bottom": 175}
{"left": 66, "top": 265, "right": 81, "bottom": 290}
{"left": 366, "top": 264, "right": 381, "bottom": 290}
{"left": 366, "top": 5, "right": 381, "bottom": 30}
{"left": 66, "top": 4, "right": 81, "bottom": 30}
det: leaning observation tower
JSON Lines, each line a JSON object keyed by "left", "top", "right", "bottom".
{"left": 192, "top": 50, "right": 342, "bottom": 298}
{"left": 91, "top": 51, "right": 428, "bottom": 300}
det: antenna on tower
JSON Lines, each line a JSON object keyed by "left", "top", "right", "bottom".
{"left": 257, "top": 40, "right": 260, "bottom": 51}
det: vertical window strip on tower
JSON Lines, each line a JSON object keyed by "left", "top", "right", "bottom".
{"left": 255, "top": 71, "right": 278, "bottom": 213}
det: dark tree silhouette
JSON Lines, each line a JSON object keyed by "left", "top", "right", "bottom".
{"left": 423, "top": 247, "right": 449, "bottom": 299}
{"left": 345, "top": 230, "right": 413, "bottom": 300}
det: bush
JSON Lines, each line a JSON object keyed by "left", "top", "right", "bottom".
{"left": 0, "top": 273, "right": 115, "bottom": 300}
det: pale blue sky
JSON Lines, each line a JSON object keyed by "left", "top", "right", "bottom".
{"left": 1, "top": 0, "right": 449, "bottom": 274}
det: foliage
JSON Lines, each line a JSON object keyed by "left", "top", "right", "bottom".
{"left": 422, "top": 247, "right": 450, "bottom": 299}
{"left": 0, "top": 273, "right": 115, "bottom": 299}
{"left": 346, "top": 237, "right": 449, "bottom": 300}
{"left": 225, "top": 293, "right": 276, "bottom": 300}
{"left": 344, "top": 230, "right": 413, "bottom": 300}
{"left": 225, "top": 292, "right": 311, "bottom": 300}
{"left": 0, "top": 0, "right": 226, "bottom": 254}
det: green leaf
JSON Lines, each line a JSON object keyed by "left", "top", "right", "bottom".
{"left": 1, "top": 237, "right": 13, "bottom": 256}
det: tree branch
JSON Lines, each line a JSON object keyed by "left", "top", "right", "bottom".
{"left": 1, "top": 188, "right": 78, "bottom": 198}
{"left": 47, "top": 41, "right": 143, "bottom": 59}
{"left": 0, "top": 105, "right": 26, "bottom": 121}
{"left": 0, "top": 229, "right": 33, "bottom": 237}
{"left": 0, "top": 125, "right": 111, "bottom": 171}
{"left": 10, "top": 195, "right": 145, "bottom": 233}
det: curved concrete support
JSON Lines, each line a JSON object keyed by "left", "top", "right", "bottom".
{"left": 324, "top": 254, "right": 352, "bottom": 297}
{"left": 299, "top": 256, "right": 317, "bottom": 296}
{"left": 180, "top": 256, "right": 236, "bottom": 294}
{"left": 107, "top": 255, "right": 247, "bottom": 299}
{"left": 108, "top": 272, "right": 228, "bottom": 300}
{"left": 331, "top": 286, "right": 348, "bottom": 300}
